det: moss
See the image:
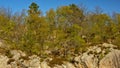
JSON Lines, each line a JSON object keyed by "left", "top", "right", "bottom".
{"left": 99, "top": 53, "right": 105, "bottom": 60}
{"left": 40, "top": 58, "right": 44, "bottom": 62}
{"left": 104, "top": 48, "right": 110, "bottom": 55}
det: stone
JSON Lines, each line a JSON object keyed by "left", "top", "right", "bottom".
{"left": 63, "top": 62, "right": 75, "bottom": 68}
{"left": 99, "top": 50, "right": 120, "bottom": 68}
{"left": 74, "top": 56, "right": 80, "bottom": 63}
{"left": 0, "top": 55, "right": 9, "bottom": 68}
{"left": 10, "top": 61, "right": 18, "bottom": 68}
{"left": 41, "top": 61, "right": 51, "bottom": 68}
{"left": 96, "top": 47, "right": 101, "bottom": 54}
{"left": 10, "top": 50, "right": 26, "bottom": 60}
{"left": 102, "top": 43, "right": 115, "bottom": 48}
{"left": 23, "top": 55, "right": 41, "bottom": 68}
{"left": 81, "top": 53, "right": 98, "bottom": 68}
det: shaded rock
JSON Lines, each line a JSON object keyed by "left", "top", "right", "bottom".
{"left": 99, "top": 50, "right": 120, "bottom": 68}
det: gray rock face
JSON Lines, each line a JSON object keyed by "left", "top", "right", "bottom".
{"left": 73, "top": 53, "right": 98, "bottom": 68}
{"left": 0, "top": 42, "right": 119, "bottom": 68}
{"left": 99, "top": 50, "right": 120, "bottom": 68}
{"left": 73, "top": 43, "right": 119, "bottom": 68}
{"left": 81, "top": 53, "right": 98, "bottom": 68}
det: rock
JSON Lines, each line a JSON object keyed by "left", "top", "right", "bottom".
{"left": 10, "top": 61, "right": 18, "bottom": 68}
{"left": 44, "top": 50, "right": 51, "bottom": 55}
{"left": 63, "top": 62, "right": 75, "bottom": 68}
{"left": 10, "top": 50, "right": 26, "bottom": 60}
{"left": 96, "top": 47, "right": 101, "bottom": 54}
{"left": 102, "top": 43, "right": 116, "bottom": 48}
{"left": 53, "top": 65, "right": 63, "bottom": 68}
{"left": 0, "top": 55, "right": 10, "bottom": 68}
{"left": 41, "top": 61, "right": 51, "bottom": 68}
{"left": 0, "top": 43, "right": 119, "bottom": 68}
{"left": 77, "top": 63, "right": 84, "bottom": 68}
{"left": 88, "top": 46, "right": 101, "bottom": 54}
{"left": 74, "top": 56, "right": 80, "bottom": 63}
{"left": 23, "top": 55, "right": 41, "bottom": 68}
{"left": 81, "top": 53, "right": 98, "bottom": 68}
{"left": 99, "top": 50, "right": 120, "bottom": 68}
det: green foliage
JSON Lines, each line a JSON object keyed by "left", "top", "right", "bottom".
{"left": 0, "top": 2, "right": 120, "bottom": 60}
{"left": 28, "top": 2, "right": 41, "bottom": 15}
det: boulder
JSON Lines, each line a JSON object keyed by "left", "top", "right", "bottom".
{"left": 23, "top": 55, "right": 41, "bottom": 68}
{"left": 63, "top": 62, "right": 75, "bottom": 68}
{"left": 41, "top": 61, "right": 51, "bottom": 68}
{"left": 10, "top": 50, "right": 26, "bottom": 60}
{"left": 0, "top": 55, "right": 10, "bottom": 68}
{"left": 102, "top": 43, "right": 116, "bottom": 48}
{"left": 99, "top": 50, "right": 120, "bottom": 68}
{"left": 81, "top": 53, "right": 98, "bottom": 68}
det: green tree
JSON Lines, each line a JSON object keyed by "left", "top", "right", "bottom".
{"left": 46, "top": 9, "right": 56, "bottom": 30}
{"left": 28, "top": 2, "right": 41, "bottom": 16}
{"left": 23, "top": 2, "right": 50, "bottom": 55}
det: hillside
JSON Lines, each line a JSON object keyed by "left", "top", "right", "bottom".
{"left": 0, "top": 2, "right": 120, "bottom": 68}
{"left": 0, "top": 41, "right": 120, "bottom": 68}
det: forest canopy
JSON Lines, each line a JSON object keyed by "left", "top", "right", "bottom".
{"left": 0, "top": 2, "right": 120, "bottom": 58}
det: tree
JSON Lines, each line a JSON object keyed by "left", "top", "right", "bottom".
{"left": 28, "top": 2, "right": 41, "bottom": 16}
{"left": 22, "top": 2, "right": 50, "bottom": 55}
{"left": 56, "top": 4, "right": 84, "bottom": 27}
{"left": 46, "top": 9, "right": 56, "bottom": 29}
{"left": 69, "top": 4, "right": 84, "bottom": 25}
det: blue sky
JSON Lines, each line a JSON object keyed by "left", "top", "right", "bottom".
{"left": 0, "top": 0, "right": 120, "bottom": 14}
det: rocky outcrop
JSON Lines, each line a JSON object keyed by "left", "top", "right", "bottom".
{"left": 99, "top": 50, "right": 120, "bottom": 68}
{"left": 10, "top": 50, "right": 26, "bottom": 60}
{"left": 0, "top": 43, "right": 119, "bottom": 68}
{"left": 23, "top": 55, "right": 41, "bottom": 68}
{"left": 81, "top": 53, "right": 98, "bottom": 68}
{"left": 63, "top": 62, "right": 76, "bottom": 68}
{"left": 73, "top": 43, "right": 120, "bottom": 68}
{"left": 0, "top": 55, "right": 10, "bottom": 68}
{"left": 41, "top": 61, "right": 51, "bottom": 68}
